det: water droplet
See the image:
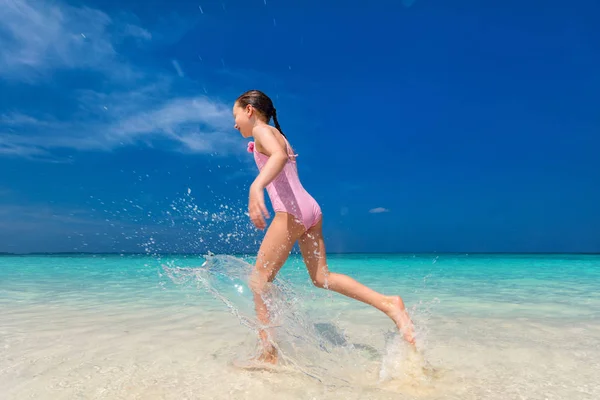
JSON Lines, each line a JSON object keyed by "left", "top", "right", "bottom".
{"left": 171, "top": 59, "right": 184, "bottom": 77}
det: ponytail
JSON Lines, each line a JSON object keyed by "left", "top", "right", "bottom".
{"left": 271, "top": 109, "right": 285, "bottom": 138}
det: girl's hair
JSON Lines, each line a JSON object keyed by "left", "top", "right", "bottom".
{"left": 235, "top": 90, "right": 285, "bottom": 137}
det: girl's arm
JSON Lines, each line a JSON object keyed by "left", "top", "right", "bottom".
{"left": 251, "top": 125, "right": 288, "bottom": 190}
{"left": 247, "top": 125, "right": 288, "bottom": 229}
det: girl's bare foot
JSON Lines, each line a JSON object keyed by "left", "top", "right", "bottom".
{"left": 257, "top": 346, "right": 278, "bottom": 364}
{"left": 232, "top": 352, "right": 278, "bottom": 371}
{"left": 384, "top": 296, "right": 416, "bottom": 346}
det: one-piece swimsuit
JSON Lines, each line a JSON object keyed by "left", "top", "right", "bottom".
{"left": 248, "top": 137, "right": 322, "bottom": 230}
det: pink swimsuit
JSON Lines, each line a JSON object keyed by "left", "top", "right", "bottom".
{"left": 248, "top": 138, "right": 322, "bottom": 231}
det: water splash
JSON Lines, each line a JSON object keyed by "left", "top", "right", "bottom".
{"left": 87, "top": 180, "right": 444, "bottom": 392}
{"left": 162, "top": 254, "right": 441, "bottom": 391}
{"left": 87, "top": 183, "right": 259, "bottom": 255}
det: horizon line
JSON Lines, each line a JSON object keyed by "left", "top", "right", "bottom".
{"left": 1, "top": 251, "right": 599, "bottom": 256}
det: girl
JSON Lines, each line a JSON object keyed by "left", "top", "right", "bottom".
{"left": 233, "top": 90, "right": 416, "bottom": 364}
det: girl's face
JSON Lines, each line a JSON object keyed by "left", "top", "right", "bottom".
{"left": 232, "top": 102, "right": 254, "bottom": 138}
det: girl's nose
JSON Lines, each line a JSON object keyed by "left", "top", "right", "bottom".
{"left": 234, "top": 123, "right": 239, "bottom": 130}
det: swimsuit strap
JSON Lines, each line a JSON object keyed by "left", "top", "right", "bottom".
{"left": 246, "top": 135, "right": 297, "bottom": 160}
{"left": 282, "top": 136, "right": 298, "bottom": 160}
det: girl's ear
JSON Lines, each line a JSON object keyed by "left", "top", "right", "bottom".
{"left": 245, "top": 104, "right": 253, "bottom": 117}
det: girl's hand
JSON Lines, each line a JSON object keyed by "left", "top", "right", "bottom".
{"left": 248, "top": 183, "right": 270, "bottom": 230}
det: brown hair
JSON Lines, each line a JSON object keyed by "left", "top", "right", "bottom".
{"left": 235, "top": 90, "right": 285, "bottom": 137}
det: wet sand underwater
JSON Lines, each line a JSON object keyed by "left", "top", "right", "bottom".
{"left": 1, "top": 253, "right": 599, "bottom": 399}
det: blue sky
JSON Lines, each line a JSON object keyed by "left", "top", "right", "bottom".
{"left": 0, "top": 0, "right": 599, "bottom": 254}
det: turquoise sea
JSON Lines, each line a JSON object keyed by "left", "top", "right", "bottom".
{"left": 1, "top": 253, "right": 599, "bottom": 399}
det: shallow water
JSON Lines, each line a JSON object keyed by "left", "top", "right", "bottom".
{"left": 1, "top": 253, "right": 599, "bottom": 399}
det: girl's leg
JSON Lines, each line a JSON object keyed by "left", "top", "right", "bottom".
{"left": 249, "top": 212, "right": 306, "bottom": 363}
{"left": 298, "top": 218, "right": 416, "bottom": 346}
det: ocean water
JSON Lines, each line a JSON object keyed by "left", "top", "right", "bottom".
{"left": 1, "top": 253, "right": 599, "bottom": 399}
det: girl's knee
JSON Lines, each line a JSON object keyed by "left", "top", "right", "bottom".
{"left": 311, "top": 272, "right": 329, "bottom": 289}
{"left": 312, "top": 277, "right": 324, "bottom": 288}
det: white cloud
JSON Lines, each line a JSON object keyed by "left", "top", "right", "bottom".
{"left": 0, "top": 140, "right": 52, "bottom": 159}
{"left": 119, "top": 23, "right": 153, "bottom": 41}
{"left": 0, "top": 0, "right": 148, "bottom": 83}
{"left": 0, "top": 91, "right": 237, "bottom": 158}
{"left": 369, "top": 207, "right": 390, "bottom": 213}
{"left": 0, "top": 0, "right": 238, "bottom": 160}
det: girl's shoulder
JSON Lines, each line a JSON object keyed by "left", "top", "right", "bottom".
{"left": 252, "top": 125, "right": 297, "bottom": 161}
{"left": 252, "top": 125, "right": 285, "bottom": 150}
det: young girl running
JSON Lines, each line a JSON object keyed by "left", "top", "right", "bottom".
{"left": 232, "top": 90, "right": 416, "bottom": 364}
